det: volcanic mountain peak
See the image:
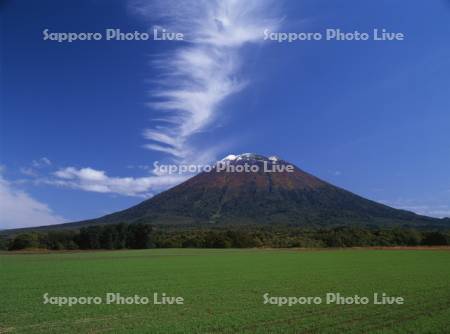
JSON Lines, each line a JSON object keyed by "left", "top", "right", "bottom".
{"left": 49, "top": 153, "right": 444, "bottom": 230}
{"left": 220, "top": 153, "right": 280, "bottom": 163}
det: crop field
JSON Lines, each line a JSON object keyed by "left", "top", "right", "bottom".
{"left": 1, "top": 248, "right": 449, "bottom": 333}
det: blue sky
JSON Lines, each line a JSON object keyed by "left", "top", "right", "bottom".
{"left": 1, "top": 0, "right": 450, "bottom": 228}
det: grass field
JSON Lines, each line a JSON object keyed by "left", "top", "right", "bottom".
{"left": 1, "top": 248, "right": 449, "bottom": 333}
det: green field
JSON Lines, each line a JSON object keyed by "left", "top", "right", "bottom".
{"left": 1, "top": 249, "right": 449, "bottom": 333}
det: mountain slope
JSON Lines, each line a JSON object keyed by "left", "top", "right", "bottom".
{"left": 74, "top": 154, "right": 440, "bottom": 228}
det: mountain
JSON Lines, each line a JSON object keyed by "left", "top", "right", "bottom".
{"left": 66, "top": 153, "right": 441, "bottom": 229}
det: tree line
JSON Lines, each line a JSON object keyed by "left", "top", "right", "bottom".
{"left": 2, "top": 223, "right": 450, "bottom": 251}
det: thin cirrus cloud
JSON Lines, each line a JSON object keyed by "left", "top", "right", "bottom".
{"left": 131, "top": 0, "right": 280, "bottom": 163}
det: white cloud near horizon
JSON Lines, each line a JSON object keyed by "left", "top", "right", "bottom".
{"left": 0, "top": 173, "right": 66, "bottom": 229}
{"left": 131, "top": 0, "right": 280, "bottom": 163}
{"left": 378, "top": 199, "right": 450, "bottom": 219}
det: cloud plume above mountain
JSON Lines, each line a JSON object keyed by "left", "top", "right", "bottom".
{"left": 131, "top": 0, "right": 280, "bottom": 163}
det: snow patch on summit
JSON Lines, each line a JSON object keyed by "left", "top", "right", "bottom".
{"left": 221, "top": 154, "right": 238, "bottom": 161}
{"left": 220, "top": 153, "right": 281, "bottom": 163}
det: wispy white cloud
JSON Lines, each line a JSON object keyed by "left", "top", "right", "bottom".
{"left": 0, "top": 172, "right": 66, "bottom": 229}
{"left": 131, "top": 0, "right": 280, "bottom": 163}
{"left": 20, "top": 167, "right": 38, "bottom": 177}
{"left": 50, "top": 166, "right": 187, "bottom": 197}
{"left": 32, "top": 157, "right": 52, "bottom": 168}
{"left": 20, "top": 157, "right": 53, "bottom": 177}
